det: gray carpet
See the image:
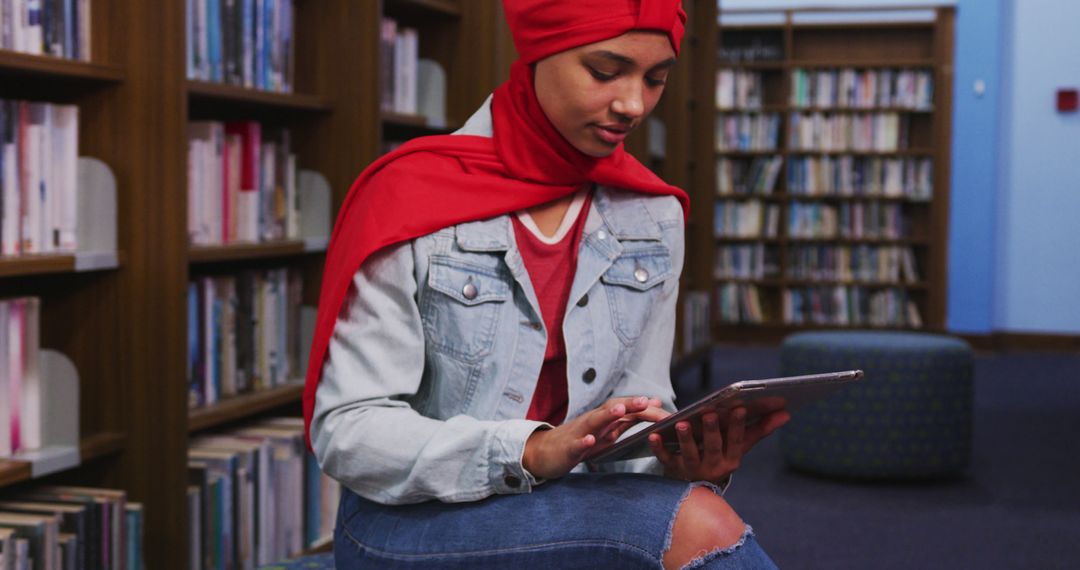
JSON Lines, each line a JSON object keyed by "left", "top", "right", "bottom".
{"left": 672, "top": 345, "right": 1080, "bottom": 570}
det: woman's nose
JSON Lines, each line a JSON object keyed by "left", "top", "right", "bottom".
{"left": 612, "top": 82, "right": 645, "bottom": 119}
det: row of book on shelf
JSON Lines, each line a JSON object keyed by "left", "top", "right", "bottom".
{"left": 715, "top": 68, "right": 934, "bottom": 111}
{"left": 790, "top": 68, "right": 934, "bottom": 110}
{"left": 716, "top": 112, "right": 915, "bottom": 153}
{"left": 187, "top": 417, "right": 340, "bottom": 570}
{"left": 187, "top": 121, "right": 301, "bottom": 246}
{"left": 379, "top": 17, "right": 419, "bottom": 118}
{"left": 680, "top": 291, "right": 711, "bottom": 356}
{"left": 0, "top": 100, "right": 80, "bottom": 257}
{"left": 787, "top": 202, "right": 909, "bottom": 240}
{"left": 715, "top": 200, "right": 913, "bottom": 241}
{"left": 187, "top": 267, "right": 305, "bottom": 409}
{"left": 0, "top": 485, "right": 141, "bottom": 570}
{"left": 715, "top": 244, "right": 921, "bottom": 285}
{"left": 0, "top": 297, "right": 41, "bottom": 459}
{"left": 185, "top": 0, "right": 296, "bottom": 93}
{"left": 0, "top": 0, "right": 91, "bottom": 61}
{"left": 716, "top": 156, "right": 933, "bottom": 200}
{"left": 789, "top": 112, "right": 911, "bottom": 153}
{"left": 716, "top": 283, "right": 923, "bottom": 328}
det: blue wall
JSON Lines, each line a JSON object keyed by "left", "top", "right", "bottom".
{"left": 995, "top": 0, "right": 1080, "bottom": 333}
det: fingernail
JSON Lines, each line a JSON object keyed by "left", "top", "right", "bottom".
{"left": 677, "top": 424, "right": 688, "bottom": 432}
{"left": 635, "top": 396, "right": 647, "bottom": 406}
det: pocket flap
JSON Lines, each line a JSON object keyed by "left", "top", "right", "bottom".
{"left": 601, "top": 246, "right": 672, "bottom": 291}
{"left": 428, "top": 256, "right": 511, "bottom": 306}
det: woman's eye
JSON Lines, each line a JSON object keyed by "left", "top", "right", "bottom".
{"left": 588, "top": 67, "right": 616, "bottom": 82}
{"left": 646, "top": 76, "right": 667, "bottom": 87}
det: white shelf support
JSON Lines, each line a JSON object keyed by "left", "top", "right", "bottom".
{"left": 75, "top": 157, "right": 119, "bottom": 271}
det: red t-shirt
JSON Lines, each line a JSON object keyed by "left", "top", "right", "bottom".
{"left": 512, "top": 191, "right": 594, "bottom": 425}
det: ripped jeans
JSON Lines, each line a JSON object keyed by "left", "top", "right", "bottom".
{"left": 334, "top": 473, "right": 779, "bottom": 569}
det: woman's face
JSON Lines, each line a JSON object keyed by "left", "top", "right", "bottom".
{"left": 534, "top": 31, "right": 676, "bottom": 158}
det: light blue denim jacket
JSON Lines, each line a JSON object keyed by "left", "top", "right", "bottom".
{"left": 311, "top": 97, "right": 684, "bottom": 505}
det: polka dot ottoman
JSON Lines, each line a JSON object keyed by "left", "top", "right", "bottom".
{"left": 778, "top": 330, "right": 974, "bottom": 480}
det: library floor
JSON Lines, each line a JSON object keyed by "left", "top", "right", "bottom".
{"left": 689, "top": 344, "right": 1080, "bottom": 570}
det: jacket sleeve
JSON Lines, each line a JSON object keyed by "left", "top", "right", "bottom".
{"left": 310, "top": 241, "right": 548, "bottom": 505}
{"left": 597, "top": 214, "right": 685, "bottom": 476}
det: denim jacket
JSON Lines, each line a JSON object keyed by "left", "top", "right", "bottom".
{"left": 311, "top": 97, "right": 685, "bottom": 505}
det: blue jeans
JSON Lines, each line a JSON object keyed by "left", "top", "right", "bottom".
{"left": 335, "top": 473, "right": 778, "bottom": 569}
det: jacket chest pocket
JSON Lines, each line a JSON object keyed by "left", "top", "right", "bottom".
{"left": 421, "top": 255, "right": 511, "bottom": 362}
{"left": 601, "top": 244, "right": 672, "bottom": 345}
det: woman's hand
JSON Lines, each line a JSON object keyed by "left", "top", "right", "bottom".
{"left": 650, "top": 407, "right": 791, "bottom": 483}
{"left": 523, "top": 396, "right": 667, "bottom": 480}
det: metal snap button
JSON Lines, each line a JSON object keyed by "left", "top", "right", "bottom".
{"left": 582, "top": 368, "right": 597, "bottom": 383}
{"left": 634, "top": 267, "right": 649, "bottom": 283}
{"left": 577, "top": 294, "right": 589, "bottom": 308}
{"left": 596, "top": 230, "right": 607, "bottom": 241}
{"left": 462, "top": 277, "right": 478, "bottom": 300}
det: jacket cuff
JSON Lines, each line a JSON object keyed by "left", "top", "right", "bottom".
{"left": 489, "top": 420, "right": 552, "bottom": 494}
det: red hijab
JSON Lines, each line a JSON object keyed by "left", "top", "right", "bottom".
{"left": 303, "top": 0, "right": 690, "bottom": 448}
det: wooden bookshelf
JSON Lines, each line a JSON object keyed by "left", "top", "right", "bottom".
{"left": 698, "top": 6, "right": 954, "bottom": 342}
{"left": 0, "top": 1, "right": 508, "bottom": 568}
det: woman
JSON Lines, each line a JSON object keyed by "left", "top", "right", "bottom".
{"left": 305, "top": 1, "right": 790, "bottom": 568}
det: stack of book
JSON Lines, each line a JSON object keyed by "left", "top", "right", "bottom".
{"left": 0, "top": 0, "right": 92, "bottom": 61}
{"left": 790, "top": 68, "right": 934, "bottom": 110}
{"left": 0, "top": 100, "right": 80, "bottom": 257}
{"left": 0, "top": 485, "right": 143, "bottom": 570}
{"left": 787, "top": 156, "right": 932, "bottom": 200}
{"left": 187, "top": 267, "right": 304, "bottom": 409}
{"left": 187, "top": 417, "right": 340, "bottom": 569}
{"left": 379, "top": 18, "right": 419, "bottom": 116}
{"left": 185, "top": 0, "right": 296, "bottom": 93}
{"left": 187, "top": 121, "right": 300, "bottom": 246}
{"left": 788, "top": 112, "right": 910, "bottom": 153}
{"left": 715, "top": 113, "right": 781, "bottom": 152}
{"left": 0, "top": 297, "right": 41, "bottom": 459}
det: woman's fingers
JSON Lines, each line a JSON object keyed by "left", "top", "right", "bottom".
{"left": 701, "top": 412, "right": 725, "bottom": 460}
{"left": 674, "top": 421, "right": 701, "bottom": 472}
{"left": 648, "top": 433, "right": 678, "bottom": 470}
{"left": 725, "top": 408, "right": 747, "bottom": 462}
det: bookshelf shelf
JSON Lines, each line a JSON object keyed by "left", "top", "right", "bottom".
{"left": 385, "top": 0, "right": 462, "bottom": 20}
{"left": 186, "top": 80, "right": 333, "bottom": 114}
{"left": 0, "top": 50, "right": 125, "bottom": 83}
{"left": 188, "top": 240, "right": 326, "bottom": 264}
{"left": 0, "top": 252, "right": 124, "bottom": 278}
{"left": 188, "top": 382, "right": 305, "bottom": 434}
{"left": 382, "top": 112, "right": 459, "bottom": 138}
{"left": 0, "top": 432, "right": 128, "bottom": 488}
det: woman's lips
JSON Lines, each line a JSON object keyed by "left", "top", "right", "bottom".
{"left": 592, "top": 124, "right": 630, "bottom": 145}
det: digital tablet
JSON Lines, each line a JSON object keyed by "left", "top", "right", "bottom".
{"left": 582, "top": 370, "right": 864, "bottom": 464}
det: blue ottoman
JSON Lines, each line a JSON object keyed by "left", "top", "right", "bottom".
{"left": 778, "top": 330, "right": 974, "bottom": 480}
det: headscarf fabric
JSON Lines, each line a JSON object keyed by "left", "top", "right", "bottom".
{"left": 302, "top": 0, "right": 689, "bottom": 448}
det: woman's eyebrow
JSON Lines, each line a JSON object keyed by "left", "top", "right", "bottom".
{"left": 588, "top": 50, "right": 677, "bottom": 71}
